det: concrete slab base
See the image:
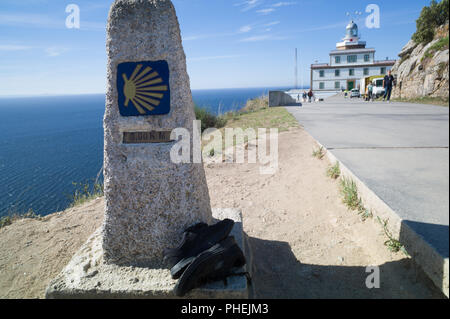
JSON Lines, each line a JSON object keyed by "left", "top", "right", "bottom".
{"left": 45, "top": 208, "right": 250, "bottom": 299}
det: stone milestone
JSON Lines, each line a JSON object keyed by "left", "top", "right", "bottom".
{"left": 45, "top": 0, "right": 249, "bottom": 299}
{"left": 102, "top": 0, "right": 212, "bottom": 267}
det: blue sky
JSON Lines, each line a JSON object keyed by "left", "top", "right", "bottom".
{"left": 0, "top": 0, "right": 432, "bottom": 96}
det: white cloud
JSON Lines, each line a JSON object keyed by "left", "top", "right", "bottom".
{"left": 296, "top": 21, "right": 348, "bottom": 33}
{"left": 0, "top": 13, "right": 59, "bottom": 28}
{"left": 248, "top": 2, "right": 296, "bottom": 15}
{"left": 272, "top": 2, "right": 297, "bottom": 7}
{"left": 0, "top": 12, "right": 105, "bottom": 31}
{"left": 182, "top": 35, "right": 205, "bottom": 41}
{"left": 182, "top": 31, "right": 237, "bottom": 42}
{"left": 188, "top": 55, "right": 242, "bottom": 62}
{"left": 235, "top": 0, "right": 262, "bottom": 12}
{"left": 239, "top": 25, "right": 253, "bottom": 33}
{"left": 45, "top": 47, "right": 68, "bottom": 57}
{"left": 257, "top": 8, "right": 275, "bottom": 15}
{"left": 0, "top": 45, "right": 32, "bottom": 51}
{"left": 264, "top": 21, "right": 280, "bottom": 27}
{"left": 239, "top": 34, "right": 288, "bottom": 42}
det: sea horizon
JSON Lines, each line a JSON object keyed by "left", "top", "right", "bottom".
{"left": 0, "top": 85, "right": 310, "bottom": 99}
{"left": 0, "top": 86, "right": 310, "bottom": 218}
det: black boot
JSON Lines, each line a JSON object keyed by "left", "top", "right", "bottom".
{"left": 174, "top": 236, "right": 246, "bottom": 297}
{"left": 163, "top": 222, "right": 208, "bottom": 268}
{"left": 164, "top": 219, "right": 235, "bottom": 278}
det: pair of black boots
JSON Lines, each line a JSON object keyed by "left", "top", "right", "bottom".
{"left": 164, "top": 219, "right": 247, "bottom": 297}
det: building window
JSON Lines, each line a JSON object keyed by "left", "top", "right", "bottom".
{"left": 364, "top": 68, "right": 369, "bottom": 76}
{"left": 335, "top": 69, "right": 340, "bottom": 77}
{"left": 319, "top": 82, "right": 325, "bottom": 89}
{"left": 335, "top": 56, "right": 341, "bottom": 64}
{"left": 319, "top": 70, "right": 325, "bottom": 77}
{"left": 349, "top": 69, "right": 355, "bottom": 76}
{"left": 364, "top": 54, "right": 370, "bottom": 62}
{"left": 381, "top": 67, "right": 386, "bottom": 74}
{"left": 347, "top": 55, "right": 357, "bottom": 63}
{"left": 335, "top": 81, "right": 340, "bottom": 89}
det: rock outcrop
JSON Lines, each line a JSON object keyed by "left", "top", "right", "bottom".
{"left": 392, "top": 23, "right": 449, "bottom": 99}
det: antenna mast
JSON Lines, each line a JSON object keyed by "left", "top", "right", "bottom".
{"left": 295, "top": 48, "right": 298, "bottom": 90}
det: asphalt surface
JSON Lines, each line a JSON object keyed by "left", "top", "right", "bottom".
{"left": 286, "top": 96, "right": 449, "bottom": 258}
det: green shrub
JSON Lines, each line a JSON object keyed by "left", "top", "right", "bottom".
{"left": 194, "top": 106, "right": 227, "bottom": 133}
{"left": 0, "top": 216, "right": 12, "bottom": 228}
{"left": 69, "top": 181, "right": 104, "bottom": 208}
{"left": 412, "top": 0, "right": 449, "bottom": 44}
{"left": 423, "top": 36, "right": 449, "bottom": 60}
{"left": 241, "top": 95, "right": 269, "bottom": 112}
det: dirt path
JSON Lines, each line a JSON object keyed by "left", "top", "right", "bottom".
{"left": 0, "top": 198, "right": 103, "bottom": 298}
{"left": 0, "top": 127, "right": 444, "bottom": 298}
{"left": 206, "top": 128, "right": 443, "bottom": 298}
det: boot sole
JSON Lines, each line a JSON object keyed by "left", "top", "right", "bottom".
{"left": 170, "top": 256, "right": 195, "bottom": 279}
{"left": 174, "top": 240, "right": 235, "bottom": 297}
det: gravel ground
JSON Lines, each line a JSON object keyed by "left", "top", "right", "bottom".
{"left": 0, "top": 128, "right": 444, "bottom": 298}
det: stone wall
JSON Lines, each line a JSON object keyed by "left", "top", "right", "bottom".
{"left": 269, "top": 91, "right": 297, "bottom": 107}
{"left": 391, "top": 23, "right": 449, "bottom": 99}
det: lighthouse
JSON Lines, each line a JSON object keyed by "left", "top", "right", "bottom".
{"left": 336, "top": 20, "right": 367, "bottom": 50}
{"left": 310, "top": 21, "right": 396, "bottom": 93}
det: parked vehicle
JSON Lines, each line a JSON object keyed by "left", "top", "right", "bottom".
{"left": 350, "top": 88, "right": 360, "bottom": 98}
{"left": 360, "top": 75, "right": 385, "bottom": 99}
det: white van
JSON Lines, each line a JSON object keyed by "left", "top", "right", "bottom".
{"left": 360, "top": 76, "right": 385, "bottom": 98}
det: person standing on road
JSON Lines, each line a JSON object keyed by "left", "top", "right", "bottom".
{"left": 308, "top": 89, "right": 313, "bottom": 103}
{"left": 368, "top": 82, "right": 373, "bottom": 101}
{"left": 383, "top": 70, "right": 395, "bottom": 103}
{"left": 303, "top": 91, "right": 307, "bottom": 103}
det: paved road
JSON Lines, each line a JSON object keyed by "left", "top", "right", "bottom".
{"left": 286, "top": 96, "right": 449, "bottom": 259}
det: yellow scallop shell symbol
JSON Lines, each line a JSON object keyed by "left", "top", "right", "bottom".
{"left": 122, "top": 64, "right": 168, "bottom": 114}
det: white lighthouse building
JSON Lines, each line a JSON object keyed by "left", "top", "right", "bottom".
{"left": 311, "top": 21, "right": 396, "bottom": 93}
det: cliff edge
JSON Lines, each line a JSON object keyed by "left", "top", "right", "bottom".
{"left": 392, "top": 23, "right": 449, "bottom": 99}
{"left": 392, "top": 0, "right": 449, "bottom": 101}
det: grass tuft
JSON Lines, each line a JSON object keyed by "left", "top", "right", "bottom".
{"left": 326, "top": 161, "right": 341, "bottom": 179}
{"left": 0, "top": 208, "right": 42, "bottom": 229}
{"left": 312, "top": 146, "right": 326, "bottom": 160}
{"left": 339, "top": 177, "right": 373, "bottom": 221}
{"left": 69, "top": 181, "right": 104, "bottom": 208}
{"left": 377, "top": 217, "right": 409, "bottom": 256}
{"left": 422, "top": 36, "right": 449, "bottom": 60}
{"left": 340, "top": 178, "right": 361, "bottom": 210}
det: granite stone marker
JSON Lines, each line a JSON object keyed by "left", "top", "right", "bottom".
{"left": 103, "top": 0, "right": 212, "bottom": 266}
{"left": 45, "top": 0, "right": 249, "bottom": 298}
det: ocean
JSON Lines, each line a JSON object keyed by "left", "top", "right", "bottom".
{"left": 0, "top": 87, "right": 294, "bottom": 217}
